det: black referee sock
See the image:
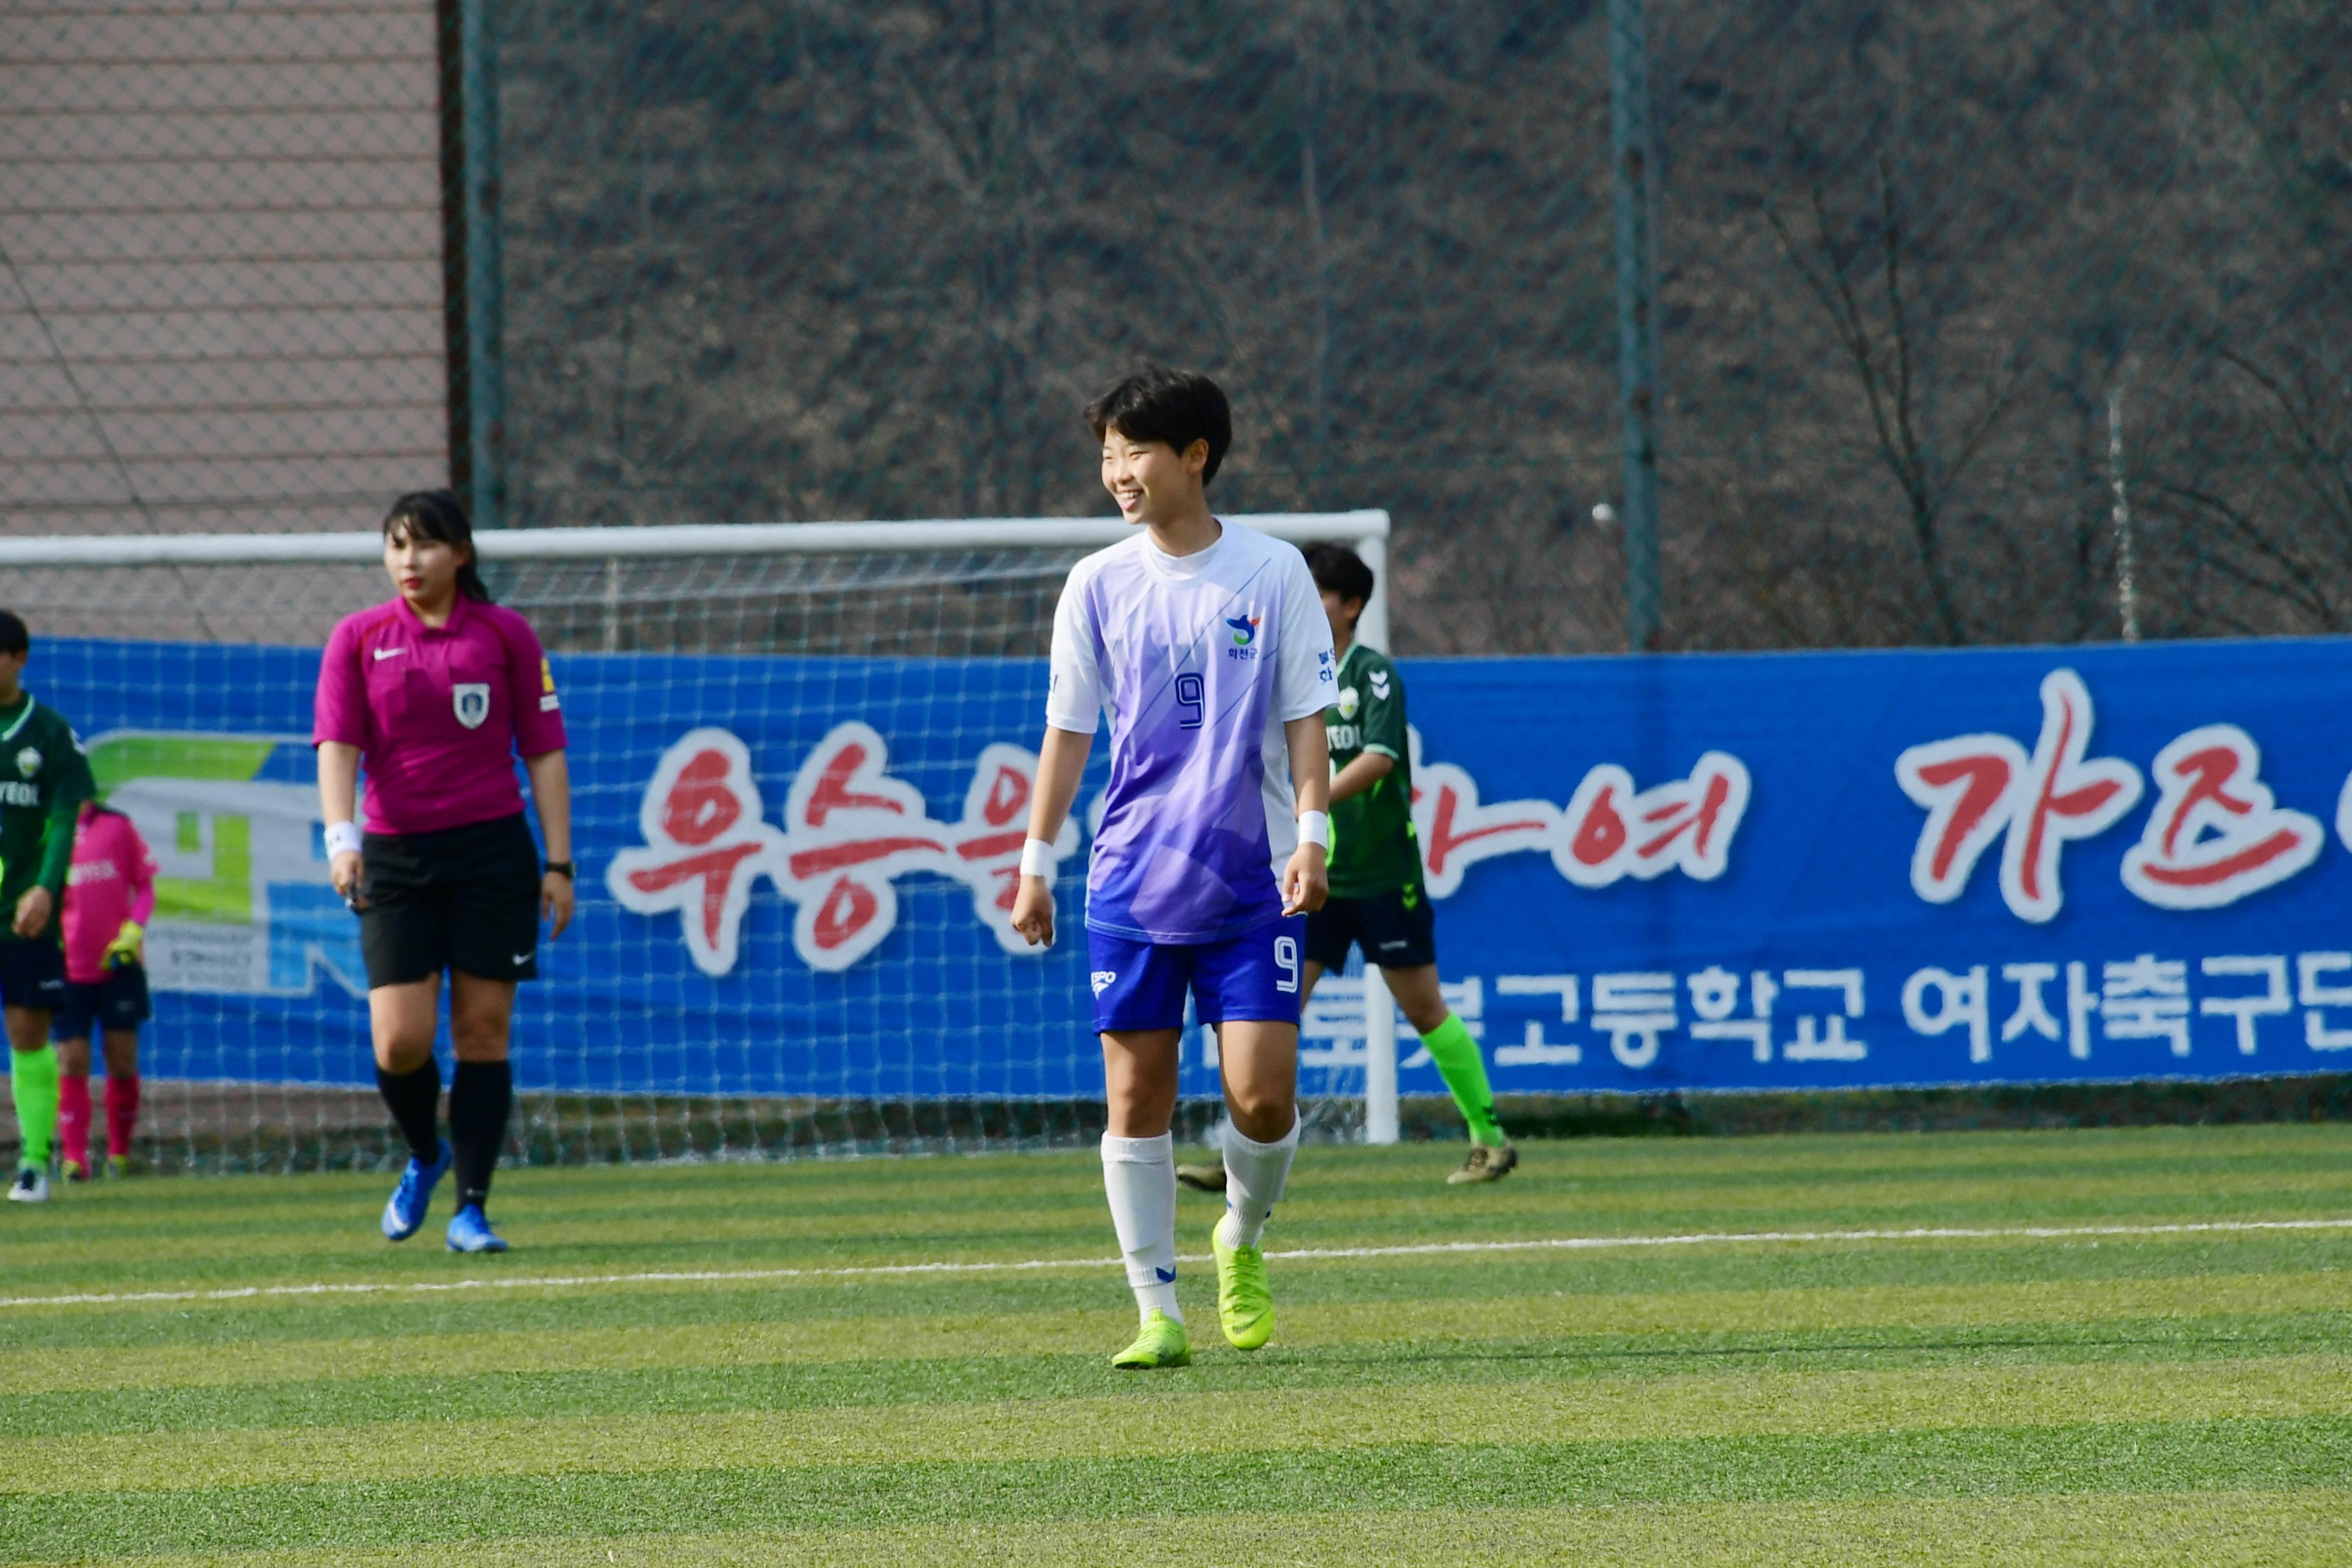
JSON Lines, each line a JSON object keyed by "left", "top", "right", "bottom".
{"left": 374, "top": 1059, "right": 442, "bottom": 1165}
{"left": 449, "top": 1060, "right": 513, "bottom": 1212}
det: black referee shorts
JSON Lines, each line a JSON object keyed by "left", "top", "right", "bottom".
{"left": 360, "top": 812, "right": 542, "bottom": 990}
{"left": 1304, "top": 885, "right": 1438, "bottom": 972}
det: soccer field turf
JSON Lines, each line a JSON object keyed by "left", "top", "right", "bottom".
{"left": 3, "top": 1126, "right": 2350, "bottom": 1565}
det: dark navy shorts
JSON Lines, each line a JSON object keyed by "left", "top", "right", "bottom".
{"left": 1086, "top": 916, "right": 1308, "bottom": 1034}
{"left": 1304, "top": 885, "right": 1438, "bottom": 972}
{"left": 0, "top": 938, "right": 66, "bottom": 1013}
{"left": 52, "top": 965, "right": 152, "bottom": 1039}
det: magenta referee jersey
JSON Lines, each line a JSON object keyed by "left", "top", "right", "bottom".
{"left": 313, "top": 595, "right": 568, "bottom": 836}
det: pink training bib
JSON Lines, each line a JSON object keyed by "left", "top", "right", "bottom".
{"left": 313, "top": 595, "right": 567, "bottom": 837}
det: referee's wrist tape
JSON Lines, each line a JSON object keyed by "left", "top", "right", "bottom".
{"left": 1297, "top": 810, "right": 1331, "bottom": 850}
{"left": 1019, "top": 838, "right": 1057, "bottom": 884}
{"left": 324, "top": 821, "right": 363, "bottom": 858}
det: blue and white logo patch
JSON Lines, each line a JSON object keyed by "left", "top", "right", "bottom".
{"left": 453, "top": 683, "right": 491, "bottom": 730}
{"left": 1091, "top": 970, "right": 1118, "bottom": 996}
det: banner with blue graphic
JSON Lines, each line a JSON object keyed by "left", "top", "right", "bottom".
{"left": 35, "top": 636, "right": 2352, "bottom": 1098}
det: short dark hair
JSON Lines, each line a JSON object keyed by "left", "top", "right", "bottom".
{"left": 1084, "top": 364, "right": 1232, "bottom": 485}
{"left": 382, "top": 489, "right": 495, "bottom": 603}
{"left": 0, "top": 610, "right": 27, "bottom": 657}
{"left": 1302, "top": 542, "right": 1375, "bottom": 618}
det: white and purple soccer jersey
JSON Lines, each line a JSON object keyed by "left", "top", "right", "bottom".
{"left": 1047, "top": 520, "right": 1338, "bottom": 945}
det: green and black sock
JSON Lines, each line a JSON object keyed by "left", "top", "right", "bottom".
{"left": 8, "top": 1043, "right": 61, "bottom": 1170}
{"left": 1419, "top": 1012, "right": 1506, "bottom": 1146}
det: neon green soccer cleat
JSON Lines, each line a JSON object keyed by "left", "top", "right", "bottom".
{"left": 1111, "top": 1309, "right": 1191, "bottom": 1369}
{"left": 1211, "top": 1219, "right": 1275, "bottom": 1350}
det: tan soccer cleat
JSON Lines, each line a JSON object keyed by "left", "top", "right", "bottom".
{"left": 1447, "top": 1142, "right": 1520, "bottom": 1184}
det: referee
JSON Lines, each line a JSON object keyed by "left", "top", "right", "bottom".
{"left": 315, "top": 491, "right": 573, "bottom": 1253}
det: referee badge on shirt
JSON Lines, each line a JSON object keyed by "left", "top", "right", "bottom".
{"left": 453, "top": 683, "right": 492, "bottom": 729}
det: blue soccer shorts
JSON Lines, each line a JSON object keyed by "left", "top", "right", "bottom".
{"left": 1087, "top": 916, "right": 1309, "bottom": 1034}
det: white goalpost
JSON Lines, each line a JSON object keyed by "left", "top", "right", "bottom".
{"left": 0, "top": 511, "right": 1402, "bottom": 1168}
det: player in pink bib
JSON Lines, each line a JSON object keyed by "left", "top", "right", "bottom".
{"left": 50, "top": 799, "right": 156, "bottom": 1180}
{"left": 315, "top": 489, "right": 574, "bottom": 1254}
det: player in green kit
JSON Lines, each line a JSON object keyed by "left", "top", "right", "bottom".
{"left": 0, "top": 611, "right": 95, "bottom": 1202}
{"left": 1179, "top": 545, "right": 1514, "bottom": 1188}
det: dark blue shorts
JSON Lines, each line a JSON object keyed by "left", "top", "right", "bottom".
{"left": 1087, "top": 916, "right": 1308, "bottom": 1034}
{"left": 0, "top": 938, "right": 66, "bottom": 1013}
{"left": 52, "top": 966, "right": 152, "bottom": 1040}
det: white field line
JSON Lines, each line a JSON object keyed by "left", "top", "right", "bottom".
{"left": 5, "top": 1215, "right": 2349, "bottom": 1313}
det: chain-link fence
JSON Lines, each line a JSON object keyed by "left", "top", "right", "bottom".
{"left": 5, "top": 0, "right": 2348, "bottom": 654}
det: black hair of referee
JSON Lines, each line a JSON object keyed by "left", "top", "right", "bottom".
{"left": 316, "top": 489, "right": 574, "bottom": 1251}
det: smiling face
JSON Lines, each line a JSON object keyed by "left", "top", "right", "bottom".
{"left": 383, "top": 522, "right": 467, "bottom": 613}
{"left": 1099, "top": 426, "right": 1209, "bottom": 529}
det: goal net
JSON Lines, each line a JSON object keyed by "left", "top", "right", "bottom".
{"left": 0, "top": 514, "right": 1394, "bottom": 1171}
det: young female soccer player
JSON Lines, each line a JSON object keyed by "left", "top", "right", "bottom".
{"left": 1178, "top": 544, "right": 1514, "bottom": 1190}
{"left": 52, "top": 798, "right": 157, "bottom": 1181}
{"left": 0, "top": 609, "right": 94, "bottom": 1204}
{"left": 1012, "top": 366, "right": 1335, "bottom": 1369}
{"left": 314, "top": 490, "right": 573, "bottom": 1253}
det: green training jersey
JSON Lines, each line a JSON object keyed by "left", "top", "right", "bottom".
{"left": 0, "top": 693, "right": 93, "bottom": 941}
{"left": 1325, "top": 642, "right": 1423, "bottom": 898}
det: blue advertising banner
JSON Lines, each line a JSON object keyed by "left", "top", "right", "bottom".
{"left": 35, "top": 635, "right": 2352, "bottom": 1099}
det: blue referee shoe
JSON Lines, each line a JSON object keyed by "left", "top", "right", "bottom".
{"left": 446, "top": 1204, "right": 508, "bottom": 1254}
{"left": 380, "top": 1140, "right": 451, "bottom": 1242}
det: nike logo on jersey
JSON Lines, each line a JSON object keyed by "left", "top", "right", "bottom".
{"left": 1091, "top": 970, "right": 1118, "bottom": 995}
{"left": 511, "top": 952, "right": 534, "bottom": 966}
{"left": 373, "top": 647, "right": 407, "bottom": 662}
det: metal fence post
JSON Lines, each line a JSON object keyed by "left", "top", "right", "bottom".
{"left": 460, "top": 0, "right": 507, "bottom": 531}
{"left": 1609, "top": 0, "right": 1663, "bottom": 651}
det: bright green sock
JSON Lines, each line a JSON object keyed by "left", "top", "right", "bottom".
{"left": 1420, "top": 1012, "right": 1505, "bottom": 1146}
{"left": 9, "top": 1043, "right": 59, "bottom": 1170}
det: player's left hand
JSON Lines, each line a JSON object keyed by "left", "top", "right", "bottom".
{"left": 12, "top": 887, "right": 52, "bottom": 939}
{"left": 103, "top": 920, "right": 144, "bottom": 969}
{"left": 1011, "top": 876, "right": 1055, "bottom": 948}
{"left": 542, "top": 872, "right": 575, "bottom": 939}
{"left": 1280, "top": 845, "right": 1328, "bottom": 917}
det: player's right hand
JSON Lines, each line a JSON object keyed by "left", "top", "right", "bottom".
{"left": 1010, "top": 876, "right": 1055, "bottom": 948}
{"left": 330, "top": 848, "right": 368, "bottom": 910}
{"left": 12, "top": 887, "right": 52, "bottom": 939}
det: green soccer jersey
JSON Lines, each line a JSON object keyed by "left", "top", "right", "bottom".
{"left": 0, "top": 693, "right": 94, "bottom": 942}
{"left": 1326, "top": 642, "right": 1423, "bottom": 898}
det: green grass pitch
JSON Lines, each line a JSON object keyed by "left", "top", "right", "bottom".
{"left": 3, "top": 1123, "right": 2351, "bottom": 1565}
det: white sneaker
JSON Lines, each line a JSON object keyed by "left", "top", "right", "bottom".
{"left": 8, "top": 1167, "right": 49, "bottom": 1203}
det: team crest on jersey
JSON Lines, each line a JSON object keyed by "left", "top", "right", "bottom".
{"left": 453, "top": 683, "right": 491, "bottom": 729}
{"left": 1226, "top": 614, "right": 1260, "bottom": 647}
{"left": 1337, "top": 687, "right": 1360, "bottom": 720}
{"left": 15, "top": 747, "right": 39, "bottom": 778}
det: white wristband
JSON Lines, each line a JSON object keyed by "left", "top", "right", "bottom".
{"left": 1297, "top": 810, "right": 1330, "bottom": 850}
{"left": 1019, "top": 837, "right": 1057, "bottom": 883}
{"left": 324, "top": 821, "right": 364, "bottom": 858}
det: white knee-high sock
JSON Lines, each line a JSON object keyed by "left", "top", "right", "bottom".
{"left": 1219, "top": 1115, "right": 1298, "bottom": 1249}
{"left": 1101, "top": 1132, "right": 1181, "bottom": 1324}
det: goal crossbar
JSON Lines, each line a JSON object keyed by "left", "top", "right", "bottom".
{"left": 1, "top": 509, "right": 1404, "bottom": 1145}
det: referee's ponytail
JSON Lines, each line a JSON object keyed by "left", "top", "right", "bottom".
{"left": 382, "top": 489, "right": 495, "bottom": 604}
